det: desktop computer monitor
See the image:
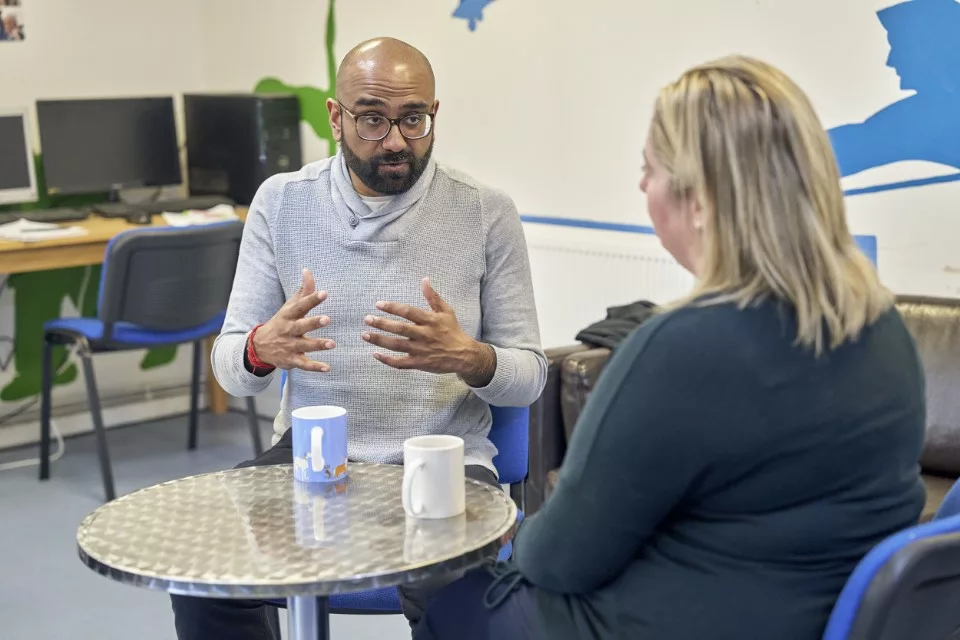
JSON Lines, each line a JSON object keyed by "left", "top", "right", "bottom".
{"left": 35, "top": 97, "right": 181, "bottom": 196}
{"left": 0, "top": 108, "right": 38, "bottom": 205}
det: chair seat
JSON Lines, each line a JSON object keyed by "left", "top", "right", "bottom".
{"left": 266, "top": 586, "right": 402, "bottom": 612}
{"left": 44, "top": 313, "right": 225, "bottom": 347}
{"left": 330, "top": 587, "right": 401, "bottom": 612}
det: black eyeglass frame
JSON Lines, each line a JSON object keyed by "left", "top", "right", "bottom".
{"left": 336, "top": 101, "right": 436, "bottom": 141}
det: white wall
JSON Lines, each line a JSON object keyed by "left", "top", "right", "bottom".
{"left": 203, "top": 0, "right": 960, "bottom": 301}
{"left": 0, "top": 0, "right": 209, "bottom": 152}
{"left": 3, "top": 0, "right": 959, "bottom": 444}
{"left": 197, "top": 0, "right": 337, "bottom": 162}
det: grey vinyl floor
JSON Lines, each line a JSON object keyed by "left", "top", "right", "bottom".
{"left": 0, "top": 410, "right": 410, "bottom": 640}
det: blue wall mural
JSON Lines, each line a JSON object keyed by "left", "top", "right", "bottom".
{"left": 521, "top": 216, "right": 878, "bottom": 267}
{"left": 829, "top": 0, "right": 960, "bottom": 196}
{"left": 453, "top": 0, "right": 495, "bottom": 31}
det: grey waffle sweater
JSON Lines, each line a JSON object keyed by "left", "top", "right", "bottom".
{"left": 211, "top": 151, "right": 547, "bottom": 473}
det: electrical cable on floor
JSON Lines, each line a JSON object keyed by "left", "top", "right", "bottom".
{"left": 0, "top": 342, "right": 79, "bottom": 471}
{"left": 0, "top": 418, "right": 65, "bottom": 471}
{"left": 0, "top": 266, "right": 93, "bottom": 470}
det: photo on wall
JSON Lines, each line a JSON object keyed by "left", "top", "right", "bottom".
{"left": 0, "top": 0, "right": 24, "bottom": 42}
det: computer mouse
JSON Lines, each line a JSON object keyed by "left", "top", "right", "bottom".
{"left": 127, "top": 212, "right": 152, "bottom": 225}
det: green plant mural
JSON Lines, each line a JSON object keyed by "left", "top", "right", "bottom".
{"left": 0, "top": 155, "right": 177, "bottom": 404}
{"left": 254, "top": 0, "right": 338, "bottom": 158}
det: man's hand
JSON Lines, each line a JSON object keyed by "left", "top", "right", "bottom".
{"left": 362, "top": 278, "right": 497, "bottom": 387}
{"left": 252, "top": 268, "right": 335, "bottom": 372}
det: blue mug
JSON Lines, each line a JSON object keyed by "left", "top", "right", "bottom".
{"left": 291, "top": 406, "right": 348, "bottom": 483}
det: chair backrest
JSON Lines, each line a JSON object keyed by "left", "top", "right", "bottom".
{"left": 98, "top": 221, "right": 244, "bottom": 333}
{"left": 488, "top": 406, "right": 529, "bottom": 485}
{"left": 279, "top": 371, "right": 529, "bottom": 484}
{"left": 821, "top": 514, "right": 960, "bottom": 640}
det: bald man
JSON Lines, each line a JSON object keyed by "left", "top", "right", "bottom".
{"left": 169, "top": 38, "right": 546, "bottom": 639}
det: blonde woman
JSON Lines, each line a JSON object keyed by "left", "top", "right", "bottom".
{"left": 415, "top": 55, "right": 926, "bottom": 640}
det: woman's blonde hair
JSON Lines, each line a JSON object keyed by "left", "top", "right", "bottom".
{"left": 649, "top": 55, "right": 892, "bottom": 354}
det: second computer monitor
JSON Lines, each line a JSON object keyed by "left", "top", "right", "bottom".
{"left": 0, "top": 108, "right": 38, "bottom": 205}
{"left": 36, "top": 97, "right": 181, "bottom": 196}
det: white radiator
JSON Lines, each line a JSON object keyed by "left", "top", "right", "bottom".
{"left": 523, "top": 223, "right": 695, "bottom": 348}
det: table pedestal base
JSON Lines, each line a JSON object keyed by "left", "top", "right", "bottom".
{"left": 288, "top": 595, "right": 329, "bottom": 640}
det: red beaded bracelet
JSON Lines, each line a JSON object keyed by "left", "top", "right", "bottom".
{"left": 247, "top": 324, "right": 275, "bottom": 372}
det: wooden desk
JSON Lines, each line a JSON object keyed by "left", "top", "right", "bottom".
{"left": 0, "top": 209, "right": 248, "bottom": 413}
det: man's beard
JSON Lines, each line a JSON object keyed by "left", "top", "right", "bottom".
{"left": 341, "top": 136, "right": 434, "bottom": 196}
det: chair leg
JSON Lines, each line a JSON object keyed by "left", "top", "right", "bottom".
{"left": 246, "top": 396, "right": 264, "bottom": 457}
{"left": 80, "top": 350, "right": 116, "bottom": 502}
{"left": 188, "top": 340, "right": 201, "bottom": 450}
{"left": 39, "top": 336, "right": 54, "bottom": 481}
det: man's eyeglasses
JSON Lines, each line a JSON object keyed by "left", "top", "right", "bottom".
{"left": 337, "top": 101, "right": 435, "bottom": 141}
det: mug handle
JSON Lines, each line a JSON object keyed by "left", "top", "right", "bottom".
{"left": 403, "top": 460, "right": 426, "bottom": 516}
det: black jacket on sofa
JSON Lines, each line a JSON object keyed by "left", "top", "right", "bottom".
{"left": 575, "top": 300, "right": 657, "bottom": 350}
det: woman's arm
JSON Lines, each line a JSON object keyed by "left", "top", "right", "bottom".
{"left": 512, "top": 312, "right": 714, "bottom": 594}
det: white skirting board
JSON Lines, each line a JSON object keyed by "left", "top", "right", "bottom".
{"left": 0, "top": 378, "right": 281, "bottom": 453}
{"left": 0, "top": 390, "right": 197, "bottom": 451}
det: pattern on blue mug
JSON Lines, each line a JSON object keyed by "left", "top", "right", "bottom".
{"left": 292, "top": 406, "right": 348, "bottom": 483}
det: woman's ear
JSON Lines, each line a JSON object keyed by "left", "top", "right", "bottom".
{"left": 684, "top": 191, "right": 705, "bottom": 231}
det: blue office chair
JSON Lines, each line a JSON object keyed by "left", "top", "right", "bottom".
{"left": 39, "top": 222, "right": 264, "bottom": 502}
{"left": 822, "top": 478, "right": 960, "bottom": 640}
{"left": 275, "top": 371, "right": 527, "bottom": 614}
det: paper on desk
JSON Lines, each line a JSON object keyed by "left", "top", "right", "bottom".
{"left": 0, "top": 219, "right": 88, "bottom": 243}
{"left": 161, "top": 204, "right": 239, "bottom": 227}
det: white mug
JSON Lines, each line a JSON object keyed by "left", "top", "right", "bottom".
{"left": 402, "top": 435, "right": 466, "bottom": 519}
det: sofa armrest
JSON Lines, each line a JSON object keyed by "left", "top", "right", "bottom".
{"left": 896, "top": 296, "right": 960, "bottom": 476}
{"left": 524, "top": 344, "right": 590, "bottom": 514}
{"left": 538, "top": 347, "right": 613, "bottom": 505}
{"left": 560, "top": 347, "right": 613, "bottom": 443}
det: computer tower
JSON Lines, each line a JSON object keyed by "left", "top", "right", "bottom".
{"left": 184, "top": 93, "right": 302, "bottom": 206}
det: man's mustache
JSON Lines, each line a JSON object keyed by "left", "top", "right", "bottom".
{"left": 372, "top": 151, "right": 415, "bottom": 165}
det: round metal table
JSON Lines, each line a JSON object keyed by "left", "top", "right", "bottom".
{"left": 76, "top": 463, "right": 517, "bottom": 639}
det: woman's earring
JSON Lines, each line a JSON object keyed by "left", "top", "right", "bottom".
{"left": 693, "top": 219, "right": 704, "bottom": 231}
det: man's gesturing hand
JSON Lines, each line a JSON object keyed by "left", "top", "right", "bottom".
{"left": 362, "top": 277, "right": 497, "bottom": 387}
{"left": 252, "top": 268, "right": 335, "bottom": 372}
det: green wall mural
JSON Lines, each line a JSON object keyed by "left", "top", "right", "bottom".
{"left": 254, "top": 0, "right": 338, "bottom": 158}
{"left": 0, "top": 156, "right": 176, "bottom": 404}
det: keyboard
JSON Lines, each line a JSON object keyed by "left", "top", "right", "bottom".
{"left": 94, "top": 195, "right": 236, "bottom": 218}
{"left": 0, "top": 208, "right": 91, "bottom": 224}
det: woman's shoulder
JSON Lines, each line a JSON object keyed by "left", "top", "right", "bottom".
{"left": 630, "top": 297, "right": 912, "bottom": 365}
{"left": 618, "top": 296, "right": 819, "bottom": 376}
{"left": 626, "top": 298, "right": 751, "bottom": 346}
{"left": 613, "top": 299, "right": 753, "bottom": 368}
